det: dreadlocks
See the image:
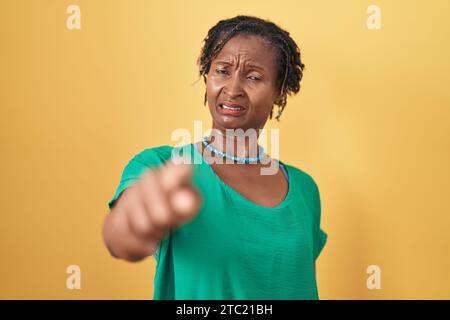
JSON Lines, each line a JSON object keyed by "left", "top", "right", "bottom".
{"left": 197, "top": 15, "right": 305, "bottom": 121}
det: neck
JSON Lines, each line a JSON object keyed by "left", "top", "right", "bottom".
{"left": 205, "top": 127, "right": 262, "bottom": 159}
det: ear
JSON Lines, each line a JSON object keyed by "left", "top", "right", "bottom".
{"left": 274, "top": 89, "right": 284, "bottom": 105}
{"left": 274, "top": 95, "right": 283, "bottom": 106}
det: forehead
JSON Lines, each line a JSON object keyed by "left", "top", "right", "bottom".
{"left": 213, "top": 34, "right": 277, "bottom": 69}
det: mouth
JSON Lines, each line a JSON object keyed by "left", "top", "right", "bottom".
{"left": 217, "top": 102, "right": 247, "bottom": 117}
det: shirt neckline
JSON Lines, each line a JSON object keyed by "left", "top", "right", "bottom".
{"left": 190, "top": 142, "right": 294, "bottom": 211}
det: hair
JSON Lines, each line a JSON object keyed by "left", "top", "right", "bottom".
{"left": 196, "top": 15, "right": 305, "bottom": 121}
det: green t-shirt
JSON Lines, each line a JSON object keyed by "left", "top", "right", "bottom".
{"left": 108, "top": 143, "right": 328, "bottom": 300}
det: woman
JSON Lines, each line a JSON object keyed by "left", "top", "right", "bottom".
{"left": 103, "top": 15, "right": 328, "bottom": 300}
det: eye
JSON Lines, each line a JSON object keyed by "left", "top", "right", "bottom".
{"left": 247, "top": 75, "right": 261, "bottom": 81}
{"left": 215, "top": 69, "right": 228, "bottom": 75}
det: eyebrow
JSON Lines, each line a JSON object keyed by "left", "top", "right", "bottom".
{"left": 214, "top": 60, "right": 267, "bottom": 72}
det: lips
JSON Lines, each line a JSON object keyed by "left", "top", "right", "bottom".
{"left": 217, "top": 101, "right": 247, "bottom": 116}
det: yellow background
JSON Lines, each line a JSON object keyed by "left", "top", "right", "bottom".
{"left": 1, "top": 0, "right": 449, "bottom": 299}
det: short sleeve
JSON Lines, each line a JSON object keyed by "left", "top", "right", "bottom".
{"left": 303, "top": 172, "right": 328, "bottom": 261}
{"left": 108, "top": 145, "right": 173, "bottom": 210}
{"left": 314, "top": 228, "right": 328, "bottom": 261}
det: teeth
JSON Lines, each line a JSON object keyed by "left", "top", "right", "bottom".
{"left": 221, "top": 104, "right": 242, "bottom": 110}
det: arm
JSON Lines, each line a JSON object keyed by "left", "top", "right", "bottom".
{"left": 103, "top": 188, "right": 159, "bottom": 262}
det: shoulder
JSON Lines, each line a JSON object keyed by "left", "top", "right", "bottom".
{"left": 119, "top": 145, "right": 175, "bottom": 178}
{"left": 118, "top": 145, "right": 173, "bottom": 179}
{"left": 283, "top": 162, "right": 319, "bottom": 193}
{"left": 282, "top": 162, "right": 321, "bottom": 212}
{"left": 130, "top": 144, "right": 174, "bottom": 167}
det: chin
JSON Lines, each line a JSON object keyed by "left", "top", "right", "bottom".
{"left": 218, "top": 119, "right": 255, "bottom": 132}
{"left": 214, "top": 112, "right": 245, "bottom": 127}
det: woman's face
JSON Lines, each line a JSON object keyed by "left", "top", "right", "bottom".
{"left": 206, "top": 34, "right": 280, "bottom": 132}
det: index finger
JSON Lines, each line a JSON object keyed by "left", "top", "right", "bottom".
{"left": 158, "top": 159, "right": 194, "bottom": 193}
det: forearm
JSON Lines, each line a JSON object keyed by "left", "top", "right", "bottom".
{"left": 102, "top": 207, "right": 157, "bottom": 262}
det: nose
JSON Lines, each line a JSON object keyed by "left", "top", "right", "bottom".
{"left": 224, "top": 72, "right": 245, "bottom": 98}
